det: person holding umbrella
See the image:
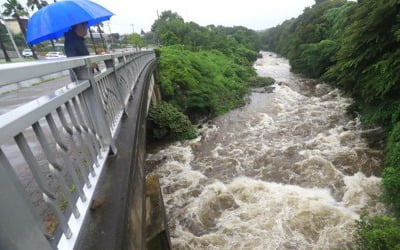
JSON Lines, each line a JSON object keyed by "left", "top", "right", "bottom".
{"left": 26, "top": 0, "right": 114, "bottom": 65}
{"left": 64, "top": 21, "right": 99, "bottom": 77}
{"left": 63, "top": 21, "right": 98, "bottom": 80}
{"left": 64, "top": 21, "right": 90, "bottom": 57}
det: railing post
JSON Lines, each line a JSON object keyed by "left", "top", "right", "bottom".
{"left": 0, "top": 149, "right": 52, "bottom": 250}
{"left": 74, "top": 61, "right": 118, "bottom": 155}
{"left": 105, "top": 57, "right": 128, "bottom": 116}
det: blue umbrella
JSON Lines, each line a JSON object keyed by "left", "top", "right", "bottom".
{"left": 26, "top": 0, "right": 114, "bottom": 45}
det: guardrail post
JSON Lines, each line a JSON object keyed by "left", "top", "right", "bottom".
{"left": 74, "top": 62, "right": 118, "bottom": 155}
{"left": 0, "top": 149, "right": 52, "bottom": 250}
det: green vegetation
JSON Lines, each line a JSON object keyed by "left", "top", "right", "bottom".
{"left": 148, "top": 102, "right": 197, "bottom": 141}
{"left": 128, "top": 33, "right": 147, "bottom": 50}
{"left": 356, "top": 215, "right": 400, "bottom": 249}
{"left": 59, "top": 197, "right": 68, "bottom": 211}
{"left": 261, "top": 0, "right": 354, "bottom": 79}
{"left": 157, "top": 46, "right": 251, "bottom": 116}
{"left": 248, "top": 76, "right": 275, "bottom": 88}
{"left": 69, "top": 184, "right": 76, "bottom": 194}
{"left": 149, "top": 11, "right": 265, "bottom": 141}
{"left": 261, "top": 0, "right": 400, "bottom": 247}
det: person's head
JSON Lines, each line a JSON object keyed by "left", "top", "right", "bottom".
{"left": 72, "top": 22, "right": 88, "bottom": 37}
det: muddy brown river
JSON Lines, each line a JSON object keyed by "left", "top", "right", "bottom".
{"left": 145, "top": 51, "right": 386, "bottom": 249}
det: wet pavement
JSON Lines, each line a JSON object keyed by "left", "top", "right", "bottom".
{"left": 0, "top": 75, "right": 72, "bottom": 237}
{"left": 0, "top": 76, "right": 70, "bottom": 115}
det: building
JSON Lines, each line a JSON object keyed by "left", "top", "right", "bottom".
{"left": 4, "top": 18, "right": 28, "bottom": 35}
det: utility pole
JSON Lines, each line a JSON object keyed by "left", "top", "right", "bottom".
{"left": 156, "top": 10, "right": 161, "bottom": 47}
{"left": 106, "top": 22, "right": 113, "bottom": 49}
{"left": 131, "top": 24, "right": 134, "bottom": 34}
{"left": 89, "top": 28, "right": 98, "bottom": 54}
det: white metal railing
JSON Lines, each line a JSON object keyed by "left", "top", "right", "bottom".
{"left": 0, "top": 50, "right": 156, "bottom": 250}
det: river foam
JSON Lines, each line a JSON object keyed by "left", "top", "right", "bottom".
{"left": 145, "top": 52, "right": 385, "bottom": 249}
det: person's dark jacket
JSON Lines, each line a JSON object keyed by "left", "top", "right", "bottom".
{"left": 64, "top": 29, "right": 89, "bottom": 57}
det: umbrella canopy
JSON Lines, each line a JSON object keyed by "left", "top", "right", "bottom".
{"left": 26, "top": 0, "right": 114, "bottom": 45}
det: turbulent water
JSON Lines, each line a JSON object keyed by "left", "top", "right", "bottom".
{"left": 145, "top": 52, "right": 386, "bottom": 249}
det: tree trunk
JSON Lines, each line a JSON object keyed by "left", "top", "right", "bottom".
{"left": 15, "top": 15, "right": 26, "bottom": 38}
{"left": 50, "top": 40, "right": 56, "bottom": 51}
{"left": 0, "top": 37, "right": 11, "bottom": 62}
{"left": 16, "top": 15, "right": 38, "bottom": 59}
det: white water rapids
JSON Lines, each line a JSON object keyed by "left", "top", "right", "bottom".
{"left": 145, "top": 52, "right": 386, "bottom": 249}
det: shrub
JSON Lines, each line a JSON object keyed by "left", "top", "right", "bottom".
{"left": 148, "top": 102, "right": 197, "bottom": 141}
{"left": 248, "top": 76, "right": 275, "bottom": 87}
{"left": 157, "top": 46, "right": 252, "bottom": 118}
{"left": 382, "top": 167, "right": 400, "bottom": 215}
{"left": 356, "top": 215, "right": 400, "bottom": 250}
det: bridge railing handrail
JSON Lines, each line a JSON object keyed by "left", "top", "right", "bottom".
{"left": 0, "top": 50, "right": 156, "bottom": 250}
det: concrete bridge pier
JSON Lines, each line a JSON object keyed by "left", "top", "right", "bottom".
{"left": 145, "top": 175, "right": 172, "bottom": 250}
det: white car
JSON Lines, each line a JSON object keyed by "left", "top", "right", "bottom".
{"left": 45, "top": 51, "right": 66, "bottom": 59}
{"left": 22, "top": 49, "right": 33, "bottom": 57}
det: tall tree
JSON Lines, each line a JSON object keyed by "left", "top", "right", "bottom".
{"left": 128, "top": 33, "right": 146, "bottom": 51}
{"left": 2, "top": 0, "right": 38, "bottom": 59}
{"left": 26, "top": 0, "right": 48, "bottom": 11}
{"left": 2, "top": 0, "right": 28, "bottom": 37}
{"left": 151, "top": 11, "right": 186, "bottom": 46}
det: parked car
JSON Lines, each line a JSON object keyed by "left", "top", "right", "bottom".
{"left": 45, "top": 51, "right": 66, "bottom": 59}
{"left": 22, "top": 48, "right": 33, "bottom": 57}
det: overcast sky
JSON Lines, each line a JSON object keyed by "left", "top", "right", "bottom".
{"left": 94, "top": 0, "right": 315, "bottom": 34}
{"left": 1, "top": 0, "right": 315, "bottom": 34}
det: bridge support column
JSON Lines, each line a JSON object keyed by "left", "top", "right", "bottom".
{"left": 153, "top": 84, "right": 162, "bottom": 104}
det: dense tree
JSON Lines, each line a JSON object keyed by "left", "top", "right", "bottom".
{"left": 157, "top": 46, "right": 253, "bottom": 118}
{"left": 128, "top": 33, "right": 147, "bottom": 50}
{"left": 26, "top": 0, "right": 48, "bottom": 11}
{"left": 2, "top": 0, "right": 27, "bottom": 37}
{"left": 326, "top": 0, "right": 400, "bottom": 115}
{"left": 151, "top": 10, "right": 260, "bottom": 65}
{"left": 261, "top": 0, "right": 352, "bottom": 78}
{"left": 151, "top": 11, "right": 186, "bottom": 46}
